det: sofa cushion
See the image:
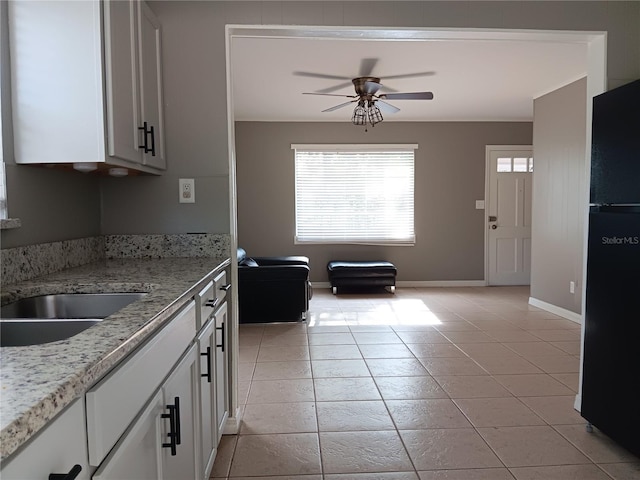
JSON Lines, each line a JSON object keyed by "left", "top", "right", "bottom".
{"left": 327, "top": 261, "right": 397, "bottom": 278}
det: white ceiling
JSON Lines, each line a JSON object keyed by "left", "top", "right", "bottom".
{"left": 230, "top": 34, "right": 588, "bottom": 122}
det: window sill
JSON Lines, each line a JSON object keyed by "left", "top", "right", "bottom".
{"left": 0, "top": 218, "right": 22, "bottom": 230}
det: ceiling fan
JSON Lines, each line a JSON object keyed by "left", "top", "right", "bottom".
{"left": 295, "top": 58, "right": 435, "bottom": 128}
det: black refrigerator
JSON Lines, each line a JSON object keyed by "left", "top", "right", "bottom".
{"left": 581, "top": 79, "right": 640, "bottom": 457}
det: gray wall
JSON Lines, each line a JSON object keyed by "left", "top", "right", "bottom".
{"left": 531, "top": 78, "right": 588, "bottom": 314}
{"left": 236, "top": 121, "right": 532, "bottom": 282}
{"left": 2, "top": 1, "right": 639, "bottom": 251}
{"left": 1, "top": 165, "right": 101, "bottom": 248}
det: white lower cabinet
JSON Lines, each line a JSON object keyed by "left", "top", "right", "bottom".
{"left": 1, "top": 268, "right": 232, "bottom": 480}
{"left": 93, "top": 344, "right": 201, "bottom": 480}
{"left": 161, "top": 344, "right": 201, "bottom": 480}
{"left": 197, "top": 287, "right": 230, "bottom": 478}
{"left": 92, "top": 391, "right": 164, "bottom": 480}
{"left": 197, "top": 316, "right": 218, "bottom": 477}
{"left": 214, "top": 302, "right": 229, "bottom": 439}
{"left": 86, "top": 301, "right": 196, "bottom": 467}
{"left": 0, "top": 399, "right": 93, "bottom": 480}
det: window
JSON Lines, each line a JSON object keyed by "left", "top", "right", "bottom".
{"left": 497, "top": 156, "right": 534, "bottom": 173}
{"left": 293, "top": 144, "right": 416, "bottom": 245}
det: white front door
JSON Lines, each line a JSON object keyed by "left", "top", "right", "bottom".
{"left": 486, "top": 146, "right": 534, "bottom": 286}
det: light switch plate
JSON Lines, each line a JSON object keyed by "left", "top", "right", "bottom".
{"left": 179, "top": 178, "right": 195, "bottom": 203}
{"left": 475, "top": 200, "right": 485, "bottom": 209}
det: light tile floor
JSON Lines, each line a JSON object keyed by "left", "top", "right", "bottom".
{"left": 211, "top": 287, "right": 640, "bottom": 479}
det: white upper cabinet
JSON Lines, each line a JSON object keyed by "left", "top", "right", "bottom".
{"left": 104, "top": 0, "right": 165, "bottom": 170}
{"left": 9, "top": 0, "right": 166, "bottom": 174}
{"left": 137, "top": 2, "right": 166, "bottom": 169}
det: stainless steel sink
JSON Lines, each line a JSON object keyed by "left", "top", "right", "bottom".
{"left": 0, "top": 292, "right": 147, "bottom": 347}
{"left": 0, "top": 318, "right": 104, "bottom": 347}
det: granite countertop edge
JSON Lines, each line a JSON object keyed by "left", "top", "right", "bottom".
{"left": 0, "top": 257, "right": 230, "bottom": 461}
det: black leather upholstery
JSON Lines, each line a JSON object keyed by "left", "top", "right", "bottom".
{"left": 327, "top": 260, "right": 397, "bottom": 292}
{"left": 237, "top": 247, "right": 311, "bottom": 323}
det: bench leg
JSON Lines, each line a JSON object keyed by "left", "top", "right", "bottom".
{"left": 332, "top": 286, "right": 337, "bottom": 295}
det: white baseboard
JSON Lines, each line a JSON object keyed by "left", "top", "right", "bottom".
{"left": 574, "top": 393, "right": 582, "bottom": 413}
{"left": 222, "top": 407, "right": 242, "bottom": 434}
{"left": 312, "top": 280, "right": 486, "bottom": 289}
{"left": 528, "top": 297, "right": 582, "bottom": 324}
{"left": 398, "top": 280, "right": 487, "bottom": 288}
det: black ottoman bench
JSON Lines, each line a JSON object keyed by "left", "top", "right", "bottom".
{"left": 327, "top": 261, "right": 397, "bottom": 294}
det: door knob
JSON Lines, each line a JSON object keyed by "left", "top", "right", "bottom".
{"left": 491, "top": 225, "right": 498, "bottom": 230}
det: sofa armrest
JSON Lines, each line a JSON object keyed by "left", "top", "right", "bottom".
{"left": 253, "top": 256, "right": 309, "bottom": 266}
{"left": 238, "top": 264, "right": 310, "bottom": 281}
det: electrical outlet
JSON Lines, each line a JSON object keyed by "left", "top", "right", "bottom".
{"left": 179, "top": 178, "right": 195, "bottom": 203}
{"left": 570, "top": 281, "right": 575, "bottom": 294}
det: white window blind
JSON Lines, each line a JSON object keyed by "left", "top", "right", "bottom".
{"left": 293, "top": 144, "right": 416, "bottom": 245}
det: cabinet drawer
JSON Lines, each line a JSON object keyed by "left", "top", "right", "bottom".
{"left": 197, "top": 280, "right": 216, "bottom": 329}
{"left": 197, "top": 270, "right": 229, "bottom": 330}
{"left": 213, "top": 269, "right": 229, "bottom": 304}
{"left": 86, "top": 300, "right": 196, "bottom": 466}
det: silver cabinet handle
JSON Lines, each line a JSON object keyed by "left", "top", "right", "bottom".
{"left": 205, "top": 298, "right": 219, "bottom": 309}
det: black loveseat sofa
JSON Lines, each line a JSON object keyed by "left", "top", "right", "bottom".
{"left": 237, "top": 247, "right": 312, "bottom": 323}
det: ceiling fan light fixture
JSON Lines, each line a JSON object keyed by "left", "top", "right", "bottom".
{"left": 367, "top": 102, "right": 383, "bottom": 125}
{"left": 352, "top": 102, "right": 367, "bottom": 126}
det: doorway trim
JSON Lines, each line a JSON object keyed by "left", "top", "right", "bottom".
{"left": 225, "top": 23, "right": 607, "bottom": 423}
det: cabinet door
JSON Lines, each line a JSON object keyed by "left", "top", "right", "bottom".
{"left": 92, "top": 392, "right": 163, "bottom": 480}
{"left": 8, "top": 0, "right": 106, "bottom": 165}
{"left": 103, "top": 0, "right": 142, "bottom": 164}
{"left": 198, "top": 318, "right": 218, "bottom": 477}
{"left": 161, "top": 344, "right": 201, "bottom": 480}
{"left": 1, "top": 400, "right": 92, "bottom": 480}
{"left": 215, "top": 302, "right": 229, "bottom": 439}
{"left": 137, "top": 1, "right": 166, "bottom": 169}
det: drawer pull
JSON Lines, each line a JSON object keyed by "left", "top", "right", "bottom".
{"left": 201, "top": 346, "right": 212, "bottom": 383}
{"left": 49, "top": 464, "right": 82, "bottom": 480}
{"left": 149, "top": 125, "right": 156, "bottom": 157}
{"left": 219, "top": 284, "right": 231, "bottom": 292}
{"left": 216, "top": 322, "right": 225, "bottom": 352}
{"left": 138, "top": 121, "right": 152, "bottom": 153}
{"left": 161, "top": 396, "right": 181, "bottom": 456}
{"left": 205, "top": 298, "right": 219, "bottom": 309}
{"left": 174, "top": 396, "right": 182, "bottom": 446}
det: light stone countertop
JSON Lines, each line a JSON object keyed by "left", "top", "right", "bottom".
{"left": 0, "top": 257, "right": 230, "bottom": 461}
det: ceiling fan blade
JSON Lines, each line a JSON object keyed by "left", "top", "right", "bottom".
{"left": 376, "top": 100, "right": 400, "bottom": 114}
{"left": 359, "top": 58, "right": 379, "bottom": 77}
{"left": 381, "top": 71, "right": 436, "bottom": 80}
{"left": 303, "top": 92, "right": 357, "bottom": 98}
{"left": 377, "top": 84, "right": 398, "bottom": 93}
{"left": 379, "top": 91, "right": 434, "bottom": 100}
{"left": 363, "top": 81, "right": 382, "bottom": 95}
{"left": 293, "top": 71, "right": 352, "bottom": 81}
{"left": 322, "top": 100, "right": 356, "bottom": 112}
{"left": 315, "top": 81, "right": 356, "bottom": 94}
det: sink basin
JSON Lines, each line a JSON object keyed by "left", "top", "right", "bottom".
{"left": 0, "top": 292, "right": 147, "bottom": 347}
{"left": 1, "top": 292, "right": 147, "bottom": 319}
{"left": 0, "top": 319, "right": 104, "bottom": 347}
